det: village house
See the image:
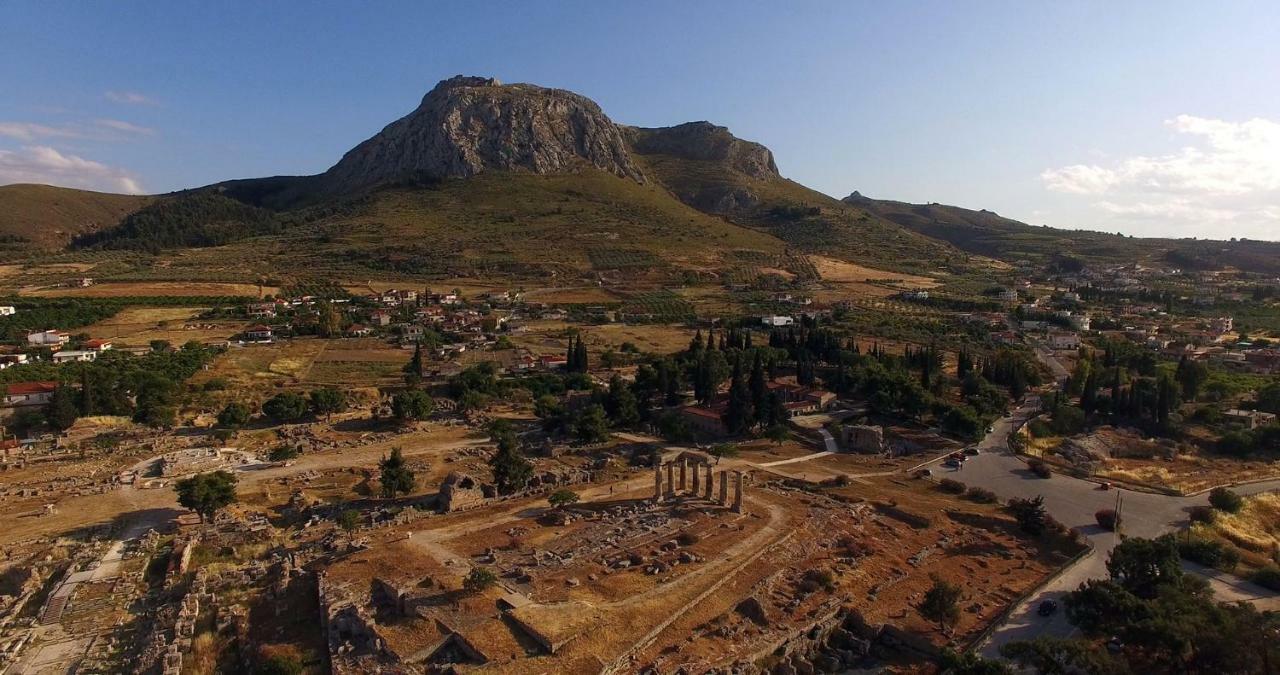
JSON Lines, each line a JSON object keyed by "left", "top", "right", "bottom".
{"left": 83, "top": 338, "right": 113, "bottom": 352}
{"left": 766, "top": 380, "right": 837, "bottom": 416}
{"left": 369, "top": 309, "right": 393, "bottom": 327}
{"left": 0, "top": 353, "right": 29, "bottom": 369}
{"left": 761, "top": 315, "right": 795, "bottom": 327}
{"left": 244, "top": 325, "right": 274, "bottom": 342}
{"left": 246, "top": 302, "right": 278, "bottom": 319}
{"left": 0, "top": 306, "right": 14, "bottom": 316}
{"left": 68, "top": 277, "right": 94, "bottom": 287}
{"left": 1047, "top": 331, "right": 1081, "bottom": 350}
{"left": 680, "top": 404, "right": 728, "bottom": 436}
{"left": 3, "top": 381, "right": 58, "bottom": 408}
{"left": 538, "top": 354, "right": 567, "bottom": 370}
{"left": 1245, "top": 349, "right": 1280, "bottom": 375}
{"left": 26, "top": 329, "right": 70, "bottom": 347}
{"left": 345, "top": 323, "right": 371, "bottom": 338}
{"left": 52, "top": 349, "right": 97, "bottom": 364}
{"left": 1223, "top": 409, "right": 1277, "bottom": 430}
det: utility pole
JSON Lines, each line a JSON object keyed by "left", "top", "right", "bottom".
{"left": 1115, "top": 491, "right": 1124, "bottom": 535}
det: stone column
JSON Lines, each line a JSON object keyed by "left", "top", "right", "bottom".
{"left": 691, "top": 463, "right": 700, "bottom": 495}
{"left": 666, "top": 463, "right": 675, "bottom": 497}
{"left": 732, "top": 471, "right": 744, "bottom": 513}
{"left": 704, "top": 466, "right": 713, "bottom": 500}
{"left": 654, "top": 463, "right": 663, "bottom": 502}
{"left": 679, "top": 460, "right": 687, "bottom": 492}
{"left": 718, "top": 470, "right": 728, "bottom": 504}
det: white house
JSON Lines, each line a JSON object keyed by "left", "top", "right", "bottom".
{"left": 3, "top": 381, "right": 58, "bottom": 408}
{"left": 1047, "top": 332, "right": 1080, "bottom": 350}
{"left": 53, "top": 349, "right": 97, "bottom": 364}
{"left": 26, "top": 330, "right": 70, "bottom": 347}
{"left": 0, "top": 306, "right": 15, "bottom": 316}
{"left": 1067, "top": 314, "right": 1091, "bottom": 331}
{"left": 761, "top": 315, "right": 795, "bottom": 327}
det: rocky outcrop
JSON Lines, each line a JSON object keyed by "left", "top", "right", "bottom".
{"left": 624, "top": 121, "right": 779, "bottom": 179}
{"left": 319, "top": 76, "right": 644, "bottom": 192}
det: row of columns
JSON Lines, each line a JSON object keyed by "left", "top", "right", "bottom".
{"left": 653, "top": 459, "right": 743, "bottom": 513}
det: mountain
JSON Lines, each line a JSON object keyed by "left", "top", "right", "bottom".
{"left": 9, "top": 74, "right": 1275, "bottom": 284}
{"left": 320, "top": 75, "right": 643, "bottom": 194}
{"left": 0, "top": 184, "right": 150, "bottom": 250}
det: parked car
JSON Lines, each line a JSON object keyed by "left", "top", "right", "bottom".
{"left": 964, "top": 447, "right": 981, "bottom": 456}
{"left": 943, "top": 459, "right": 962, "bottom": 468}
{"left": 1098, "top": 481, "right": 1112, "bottom": 490}
{"left": 1038, "top": 599, "right": 1059, "bottom": 616}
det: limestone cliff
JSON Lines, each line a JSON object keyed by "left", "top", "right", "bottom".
{"left": 319, "top": 76, "right": 644, "bottom": 192}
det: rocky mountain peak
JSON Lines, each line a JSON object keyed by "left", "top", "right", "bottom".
{"left": 624, "top": 121, "right": 779, "bottom": 179}
{"left": 319, "top": 75, "right": 644, "bottom": 192}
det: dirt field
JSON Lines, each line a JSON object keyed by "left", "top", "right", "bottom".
{"left": 811, "top": 255, "right": 938, "bottom": 289}
{"left": 523, "top": 286, "right": 620, "bottom": 304}
{"left": 84, "top": 307, "right": 245, "bottom": 346}
{"left": 20, "top": 281, "right": 275, "bottom": 298}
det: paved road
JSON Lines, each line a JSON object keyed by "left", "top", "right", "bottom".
{"left": 923, "top": 396, "right": 1280, "bottom": 657}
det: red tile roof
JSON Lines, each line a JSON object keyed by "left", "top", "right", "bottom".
{"left": 6, "top": 381, "right": 58, "bottom": 396}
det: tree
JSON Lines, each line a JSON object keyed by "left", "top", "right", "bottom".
{"left": 1000, "top": 637, "right": 1126, "bottom": 675}
{"left": 257, "top": 653, "right": 304, "bottom": 675}
{"left": 765, "top": 424, "right": 789, "bottom": 445}
{"left": 217, "top": 401, "right": 252, "bottom": 428}
{"left": 1095, "top": 508, "right": 1118, "bottom": 531}
{"left": 749, "top": 353, "right": 768, "bottom": 427}
{"left": 46, "top": 384, "right": 79, "bottom": 431}
{"left": 574, "top": 404, "right": 611, "bottom": 444}
{"left": 378, "top": 448, "right": 416, "bottom": 498}
{"left": 317, "top": 300, "right": 341, "bottom": 338}
{"left": 1257, "top": 381, "right": 1280, "bottom": 414}
{"left": 403, "top": 342, "right": 423, "bottom": 386}
{"left": 463, "top": 567, "right": 497, "bottom": 594}
{"left": 708, "top": 443, "right": 738, "bottom": 460}
{"left": 1208, "top": 487, "right": 1244, "bottom": 513}
{"left": 722, "top": 357, "right": 754, "bottom": 436}
{"left": 262, "top": 392, "right": 308, "bottom": 422}
{"left": 489, "top": 421, "right": 533, "bottom": 494}
{"left": 548, "top": 489, "right": 579, "bottom": 509}
{"left": 604, "top": 375, "right": 639, "bottom": 427}
{"left": 337, "top": 509, "right": 360, "bottom": 532}
{"left": 1008, "top": 495, "right": 1047, "bottom": 535}
{"left": 175, "top": 470, "right": 238, "bottom": 522}
{"left": 392, "top": 389, "right": 434, "bottom": 422}
{"left": 309, "top": 388, "right": 346, "bottom": 418}
{"left": 938, "top": 649, "right": 1013, "bottom": 675}
{"left": 1106, "top": 534, "right": 1183, "bottom": 599}
{"left": 918, "top": 574, "right": 962, "bottom": 633}
{"left": 1175, "top": 355, "right": 1209, "bottom": 402}
{"left": 534, "top": 394, "right": 567, "bottom": 433}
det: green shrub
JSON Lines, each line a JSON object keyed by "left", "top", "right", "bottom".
{"left": 938, "top": 478, "right": 967, "bottom": 494}
{"left": 1179, "top": 537, "right": 1240, "bottom": 571}
{"left": 964, "top": 487, "right": 998, "bottom": 503}
{"left": 1251, "top": 565, "right": 1280, "bottom": 591}
{"left": 1208, "top": 487, "right": 1244, "bottom": 513}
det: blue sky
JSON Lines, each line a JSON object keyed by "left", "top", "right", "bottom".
{"left": 2, "top": 1, "right": 1278, "bottom": 240}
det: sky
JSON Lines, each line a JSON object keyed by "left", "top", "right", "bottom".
{"left": 2, "top": 1, "right": 1278, "bottom": 241}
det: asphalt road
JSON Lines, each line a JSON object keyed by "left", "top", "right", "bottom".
{"left": 924, "top": 396, "right": 1280, "bottom": 657}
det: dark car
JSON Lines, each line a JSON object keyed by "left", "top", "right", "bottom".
{"left": 1038, "top": 599, "right": 1059, "bottom": 616}
{"left": 964, "top": 447, "right": 981, "bottom": 456}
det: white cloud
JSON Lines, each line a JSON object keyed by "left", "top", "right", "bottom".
{"left": 1041, "top": 115, "right": 1280, "bottom": 239}
{"left": 94, "top": 119, "right": 155, "bottom": 136}
{"left": 0, "top": 122, "right": 84, "bottom": 142}
{"left": 0, "top": 118, "right": 155, "bottom": 142}
{"left": 105, "top": 90, "right": 156, "bottom": 105}
{"left": 0, "top": 145, "right": 144, "bottom": 194}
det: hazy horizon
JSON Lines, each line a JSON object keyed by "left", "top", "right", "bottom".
{"left": 2, "top": 1, "right": 1277, "bottom": 242}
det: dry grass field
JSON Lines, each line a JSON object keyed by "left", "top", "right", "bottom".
{"left": 20, "top": 281, "right": 275, "bottom": 298}
{"left": 84, "top": 307, "right": 246, "bottom": 346}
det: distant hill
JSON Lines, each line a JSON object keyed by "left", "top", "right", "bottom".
{"left": 626, "top": 124, "right": 968, "bottom": 275}
{"left": 842, "top": 191, "right": 1280, "bottom": 275}
{"left": 0, "top": 184, "right": 150, "bottom": 249}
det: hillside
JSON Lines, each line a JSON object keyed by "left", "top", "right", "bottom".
{"left": 625, "top": 124, "right": 969, "bottom": 276}
{"left": 843, "top": 192, "right": 1280, "bottom": 275}
{"left": 0, "top": 184, "right": 150, "bottom": 250}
